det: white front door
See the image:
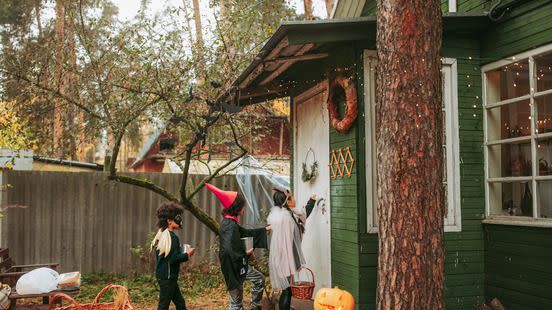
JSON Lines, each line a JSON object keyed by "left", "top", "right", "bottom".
{"left": 293, "top": 82, "right": 331, "bottom": 294}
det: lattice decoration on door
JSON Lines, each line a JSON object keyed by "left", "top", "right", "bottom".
{"left": 328, "top": 147, "right": 355, "bottom": 179}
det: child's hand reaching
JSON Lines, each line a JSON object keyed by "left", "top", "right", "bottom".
{"left": 186, "top": 247, "right": 196, "bottom": 257}
{"left": 246, "top": 248, "right": 255, "bottom": 256}
{"left": 310, "top": 193, "right": 317, "bottom": 201}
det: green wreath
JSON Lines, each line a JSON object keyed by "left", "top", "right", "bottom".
{"left": 301, "top": 148, "right": 319, "bottom": 183}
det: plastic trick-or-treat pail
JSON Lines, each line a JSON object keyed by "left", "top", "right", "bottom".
{"left": 241, "top": 237, "right": 253, "bottom": 252}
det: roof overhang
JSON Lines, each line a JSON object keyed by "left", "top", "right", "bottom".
{"left": 224, "top": 13, "right": 490, "bottom": 105}
{"left": 33, "top": 156, "right": 104, "bottom": 170}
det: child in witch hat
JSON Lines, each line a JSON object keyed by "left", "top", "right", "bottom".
{"left": 205, "top": 183, "right": 271, "bottom": 310}
{"left": 151, "top": 201, "right": 196, "bottom": 310}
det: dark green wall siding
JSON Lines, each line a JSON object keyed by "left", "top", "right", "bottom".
{"left": 330, "top": 128, "right": 361, "bottom": 305}
{"left": 484, "top": 224, "right": 552, "bottom": 309}
{"left": 360, "top": 0, "right": 494, "bottom": 16}
{"left": 442, "top": 0, "right": 450, "bottom": 13}
{"left": 443, "top": 49, "right": 486, "bottom": 309}
{"left": 481, "top": 0, "right": 552, "bottom": 62}
{"left": 359, "top": 233, "right": 377, "bottom": 309}
{"left": 361, "top": 1, "right": 376, "bottom": 16}
{"left": 328, "top": 46, "right": 363, "bottom": 308}
{"left": 292, "top": 2, "right": 551, "bottom": 307}
{"left": 352, "top": 36, "right": 487, "bottom": 309}
{"left": 457, "top": 0, "right": 491, "bottom": 12}
{"left": 334, "top": 0, "right": 366, "bottom": 18}
{"left": 480, "top": 2, "right": 552, "bottom": 309}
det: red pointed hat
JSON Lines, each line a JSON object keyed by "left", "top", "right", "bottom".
{"left": 205, "top": 183, "right": 238, "bottom": 209}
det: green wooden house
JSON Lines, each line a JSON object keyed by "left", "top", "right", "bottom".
{"left": 225, "top": 0, "right": 552, "bottom": 308}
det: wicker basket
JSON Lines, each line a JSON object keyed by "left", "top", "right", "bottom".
{"left": 48, "top": 284, "right": 133, "bottom": 310}
{"left": 290, "top": 267, "right": 315, "bottom": 300}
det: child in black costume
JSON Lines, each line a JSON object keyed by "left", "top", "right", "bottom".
{"left": 152, "top": 201, "right": 196, "bottom": 310}
{"left": 205, "top": 183, "right": 271, "bottom": 310}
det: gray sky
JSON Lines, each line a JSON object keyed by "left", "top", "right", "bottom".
{"left": 113, "top": 0, "right": 328, "bottom": 21}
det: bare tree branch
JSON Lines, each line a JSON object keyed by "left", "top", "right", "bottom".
{"left": 1, "top": 69, "right": 104, "bottom": 120}
{"left": 180, "top": 111, "right": 222, "bottom": 202}
{"left": 186, "top": 117, "right": 247, "bottom": 200}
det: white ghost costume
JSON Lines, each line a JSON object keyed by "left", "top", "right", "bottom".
{"left": 267, "top": 205, "right": 306, "bottom": 290}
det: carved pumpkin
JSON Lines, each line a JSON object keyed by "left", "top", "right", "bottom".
{"left": 314, "top": 287, "right": 355, "bottom": 310}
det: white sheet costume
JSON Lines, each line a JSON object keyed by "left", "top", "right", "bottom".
{"left": 267, "top": 205, "right": 307, "bottom": 290}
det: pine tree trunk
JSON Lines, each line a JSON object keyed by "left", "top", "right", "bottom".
{"left": 219, "top": 0, "right": 234, "bottom": 88}
{"left": 53, "top": 0, "right": 65, "bottom": 158}
{"left": 192, "top": 0, "right": 204, "bottom": 83}
{"left": 181, "top": 1, "right": 196, "bottom": 59}
{"left": 65, "top": 3, "right": 79, "bottom": 160}
{"left": 303, "top": 0, "right": 313, "bottom": 19}
{"left": 324, "top": 0, "right": 334, "bottom": 18}
{"left": 53, "top": 0, "right": 80, "bottom": 159}
{"left": 192, "top": 0, "right": 204, "bottom": 58}
{"left": 375, "top": 0, "right": 445, "bottom": 309}
{"left": 35, "top": 0, "right": 42, "bottom": 37}
{"left": 183, "top": 0, "right": 205, "bottom": 83}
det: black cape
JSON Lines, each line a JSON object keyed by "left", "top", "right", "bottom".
{"left": 218, "top": 218, "right": 267, "bottom": 291}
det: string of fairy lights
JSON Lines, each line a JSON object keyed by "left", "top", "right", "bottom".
{"left": 240, "top": 48, "right": 551, "bottom": 145}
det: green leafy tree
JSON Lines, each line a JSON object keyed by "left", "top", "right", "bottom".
{"left": 0, "top": 100, "right": 35, "bottom": 151}
{"left": 1, "top": 0, "right": 295, "bottom": 234}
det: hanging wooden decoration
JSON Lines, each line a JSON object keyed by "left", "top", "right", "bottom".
{"left": 328, "top": 147, "right": 355, "bottom": 179}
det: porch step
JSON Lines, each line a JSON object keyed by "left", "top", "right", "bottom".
{"left": 262, "top": 296, "right": 314, "bottom": 309}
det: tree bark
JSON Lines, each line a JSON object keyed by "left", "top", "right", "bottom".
{"left": 219, "top": 0, "right": 235, "bottom": 88}
{"left": 324, "top": 0, "right": 334, "bottom": 18}
{"left": 303, "top": 0, "right": 313, "bottom": 20}
{"left": 53, "top": 0, "right": 79, "bottom": 159}
{"left": 53, "top": 0, "right": 65, "bottom": 158}
{"left": 183, "top": 0, "right": 205, "bottom": 83}
{"left": 35, "top": 0, "right": 42, "bottom": 37}
{"left": 191, "top": 0, "right": 204, "bottom": 62}
{"left": 375, "top": 0, "right": 444, "bottom": 309}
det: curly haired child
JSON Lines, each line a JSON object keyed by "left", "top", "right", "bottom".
{"left": 151, "top": 201, "right": 196, "bottom": 310}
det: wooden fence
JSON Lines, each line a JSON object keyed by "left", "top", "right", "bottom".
{"left": 0, "top": 171, "right": 253, "bottom": 274}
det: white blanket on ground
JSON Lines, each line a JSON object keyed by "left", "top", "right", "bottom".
{"left": 16, "top": 267, "right": 59, "bottom": 295}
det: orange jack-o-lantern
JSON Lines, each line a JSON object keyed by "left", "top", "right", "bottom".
{"left": 314, "top": 287, "right": 355, "bottom": 310}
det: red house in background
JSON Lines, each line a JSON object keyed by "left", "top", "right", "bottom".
{"left": 129, "top": 106, "right": 290, "bottom": 173}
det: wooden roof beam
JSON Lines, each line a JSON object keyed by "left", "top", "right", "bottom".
{"left": 239, "top": 83, "right": 286, "bottom": 100}
{"left": 259, "top": 43, "right": 315, "bottom": 86}
{"left": 263, "top": 53, "right": 329, "bottom": 64}
{"left": 239, "top": 37, "right": 289, "bottom": 89}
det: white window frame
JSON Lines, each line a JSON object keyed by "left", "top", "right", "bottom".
{"left": 448, "top": 0, "right": 457, "bottom": 13}
{"left": 482, "top": 42, "right": 552, "bottom": 227}
{"left": 363, "top": 50, "right": 462, "bottom": 233}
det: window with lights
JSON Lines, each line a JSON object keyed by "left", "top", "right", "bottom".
{"left": 483, "top": 44, "right": 552, "bottom": 224}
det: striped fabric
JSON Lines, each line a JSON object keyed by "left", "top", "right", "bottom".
{"left": 0, "top": 284, "right": 11, "bottom": 310}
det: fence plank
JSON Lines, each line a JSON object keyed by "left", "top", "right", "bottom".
{"left": 0, "top": 171, "right": 273, "bottom": 273}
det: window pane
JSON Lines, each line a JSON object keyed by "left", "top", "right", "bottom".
{"left": 487, "top": 99, "right": 531, "bottom": 140}
{"left": 488, "top": 142, "right": 532, "bottom": 177}
{"left": 489, "top": 181, "right": 533, "bottom": 217}
{"left": 538, "top": 181, "right": 552, "bottom": 219}
{"left": 535, "top": 51, "right": 552, "bottom": 92}
{"left": 485, "top": 60, "right": 530, "bottom": 103}
{"left": 536, "top": 94, "right": 552, "bottom": 135}
{"left": 537, "top": 136, "right": 552, "bottom": 176}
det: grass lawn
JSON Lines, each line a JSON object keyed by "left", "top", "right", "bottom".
{"left": 75, "top": 261, "right": 235, "bottom": 309}
{"left": 19, "top": 256, "right": 282, "bottom": 309}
